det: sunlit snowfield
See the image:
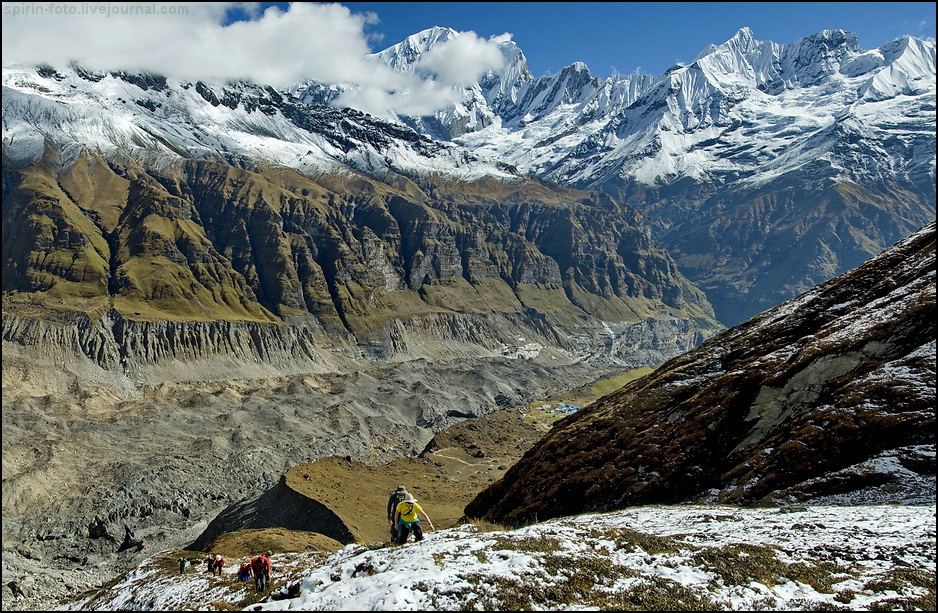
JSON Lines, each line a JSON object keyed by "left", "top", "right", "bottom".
{"left": 61, "top": 503, "right": 936, "bottom": 611}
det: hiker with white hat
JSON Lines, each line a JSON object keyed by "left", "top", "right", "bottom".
{"left": 393, "top": 492, "right": 434, "bottom": 544}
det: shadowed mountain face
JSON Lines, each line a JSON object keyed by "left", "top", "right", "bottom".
{"left": 607, "top": 178, "right": 936, "bottom": 326}
{"left": 465, "top": 221, "right": 936, "bottom": 526}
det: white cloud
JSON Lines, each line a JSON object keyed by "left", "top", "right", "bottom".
{"left": 416, "top": 31, "right": 506, "bottom": 85}
{"left": 332, "top": 31, "right": 508, "bottom": 119}
{"left": 0, "top": 1, "right": 506, "bottom": 118}
{"left": 334, "top": 79, "right": 463, "bottom": 119}
{"left": 0, "top": 2, "right": 386, "bottom": 85}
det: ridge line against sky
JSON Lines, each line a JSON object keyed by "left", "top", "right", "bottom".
{"left": 1, "top": 1, "right": 935, "bottom": 119}
{"left": 338, "top": 2, "right": 937, "bottom": 78}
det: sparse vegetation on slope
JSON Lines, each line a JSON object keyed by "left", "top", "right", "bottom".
{"left": 57, "top": 505, "right": 936, "bottom": 611}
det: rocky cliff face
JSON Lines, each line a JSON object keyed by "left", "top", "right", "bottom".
{"left": 3, "top": 140, "right": 719, "bottom": 390}
{"left": 465, "top": 221, "right": 936, "bottom": 526}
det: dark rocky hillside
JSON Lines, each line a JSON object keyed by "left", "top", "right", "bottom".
{"left": 465, "top": 221, "right": 936, "bottom": 526}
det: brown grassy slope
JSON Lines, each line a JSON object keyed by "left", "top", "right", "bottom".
{"left": 280, "top": 408, "right": 548, "bottom": 545}
{"left": 201, "top": 527, "right": 344, "bottom": 559}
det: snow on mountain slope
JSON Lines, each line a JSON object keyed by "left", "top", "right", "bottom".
{"left": 57, "top": 504, "right": 936, "bottom": 611}
{"left": 6, "top": 27, "right": 931, "bottom": 197}
{"left": 445, "top": 27, "right": 936, "bottom": 190}
{"left": 380, "top": 26, "right": 933, "bottom": 326}
{"left": 287, "top": 26, "right": 933, "bottom": 202}
{"left": 6, "top": 26, "right": 930, "bottom": 213}
{"left": 1, "top": 62, "right": 515, "bottom": 183}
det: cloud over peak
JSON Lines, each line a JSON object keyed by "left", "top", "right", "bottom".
{"left": 1, "top": 1, "right": 507, "bottom": 118}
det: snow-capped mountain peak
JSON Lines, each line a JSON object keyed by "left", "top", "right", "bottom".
{"left": 279, "top": 25, "right": 934, "bottom": 195}
{"left": 373, "top": 26, "right": 461, "bottom": 73}
{"left": 445, "top": 27, "right": 934, "bottom": 190}
{"left": 1, "top": 61, "right": 515, "bottom": 182}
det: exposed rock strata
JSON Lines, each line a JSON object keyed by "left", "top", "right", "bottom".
{"left": 2, "top": 308, "right": 702, "bottom": 393}
{"left": 3, "top": 151, "right": 719, "bottom": 340}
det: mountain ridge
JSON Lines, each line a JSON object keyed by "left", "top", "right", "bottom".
{"left": 346, "top": 26, "right": 936, "bottom": 325}
{"left": 464, "top": 220, "right": 936, "bottom": 526}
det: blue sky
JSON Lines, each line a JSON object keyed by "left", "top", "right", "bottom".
{"left": 337, "top": 2, "right": 937, "bottom": 78}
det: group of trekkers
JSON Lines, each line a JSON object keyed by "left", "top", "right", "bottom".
{"left": 205, "top": 554, "right": 225, "bottom": 576}
{"left": 177, "top": 484, "right": 430, "bottom": 596}
{"left": 180, "top": 550, "right": 272, "bottom": 593}
{"left": 228, "top": 551, "right": 272, "bottom": 593}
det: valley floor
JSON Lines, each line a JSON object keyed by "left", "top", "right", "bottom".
{"left": 0, "top": 358, "right": 619, "bottom": 611}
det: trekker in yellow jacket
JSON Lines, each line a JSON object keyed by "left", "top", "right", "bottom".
{"left": 393, "top": 493, "right": 434, "bottom": 544}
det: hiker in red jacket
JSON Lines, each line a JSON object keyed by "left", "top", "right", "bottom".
{"left": 212, "top": 554, "right": 225, "bottom": 576}
{"left": 237, "top": 562, "right": 253, "bottom": 582}
{"left": 251, "top": 551, "right": 272, "bottom": 592}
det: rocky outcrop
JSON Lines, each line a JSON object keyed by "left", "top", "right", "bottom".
{"left": 465, "top": 221, "right": 936, "bottom": 526}
{"left": 189, "top": 406, "right": 551, "bottom": 553}
{"left": 5, "top": 151, "right": 716, "bottom": 333}
{"left": 188, "top": 474, "right": 356, "bottom": 549}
